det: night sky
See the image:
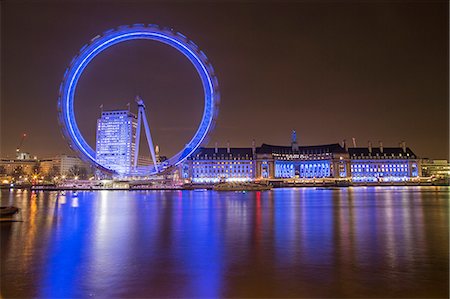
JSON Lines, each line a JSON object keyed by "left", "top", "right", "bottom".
{"left": 1, "top": 1, "right": 448, "bottom": 160}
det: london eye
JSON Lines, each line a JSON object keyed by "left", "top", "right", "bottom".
{"left": 57, "top": 24, "right": 220, "bottom": 177}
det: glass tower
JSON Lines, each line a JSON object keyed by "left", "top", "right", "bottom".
{"left": 95, "top": 110, "right": 137, "bottom": 175}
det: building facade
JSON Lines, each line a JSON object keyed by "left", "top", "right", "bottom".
{"left": 0, "top": 158, "right": 39, "bottom": 176}
{"left": 40, "top": 155, "right": 91, "bottom": 177}
{"left": 421, "top": 159, "right": 450, "bottom": 180}
{"left": 95, "top": 110, "right": 137, "bottom": 175}
{"left": 180, "top": 134, "right": 422, "bottom": 184}
{"left": 181, "top": 147, "right": 255, "bottom": 183}
{"left": 255, "top": 143, "right": 349, "bottom": 180}
{"left": 348, "top": 144, "right": 420, "bottom": 183}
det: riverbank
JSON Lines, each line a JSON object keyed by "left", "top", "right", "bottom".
{"left": 1, "top": 181, "right": 448, "bottom": 191}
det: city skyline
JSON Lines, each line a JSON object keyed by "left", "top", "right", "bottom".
{"left": 1, "top": 1, "right": 448, "bottom": 160}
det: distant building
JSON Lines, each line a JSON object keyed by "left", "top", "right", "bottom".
{"left": 40, "top": 155, "right": 91, "bottom": 177}
{"left": 15, "top": 152, "right": 32, "bottom": 160}
{"left": 0, "top": 158, "right": 38, "bottom": 176}
{"left": 421, "top": 159, "right": 450, "bottom": 178}
{"left": 95, "top": 110, "right": 137, "bottom": 175}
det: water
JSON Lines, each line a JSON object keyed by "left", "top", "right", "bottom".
{"left": 1, "top": 187, "right": 448, "bottom": 298}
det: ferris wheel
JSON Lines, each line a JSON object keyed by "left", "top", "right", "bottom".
{"left": 57, "top": 24, "right": 220, "bottom": 176}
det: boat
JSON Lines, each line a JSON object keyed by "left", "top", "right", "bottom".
{"left": 0, "top": 206, "right": 22, "bottom": 222}
{"left": 213, "top": 182, "right": 272, "bottom": 191}
{"left": 0, "top": 206, "right": 20, "bottom": 217}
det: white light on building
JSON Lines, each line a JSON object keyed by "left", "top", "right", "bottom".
{"left": 95, "top": 110, "right": 137, "bottom": 175}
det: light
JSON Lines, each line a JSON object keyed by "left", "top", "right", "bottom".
{"left": 74, "top": 176, "right": 79, "bottom": 180}
{"left": 58, "top": 24, "right": 219, "bottom": 177}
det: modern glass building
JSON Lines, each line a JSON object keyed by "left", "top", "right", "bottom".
{"left": 95, "top": 110, "right": 137, "bottom": 175}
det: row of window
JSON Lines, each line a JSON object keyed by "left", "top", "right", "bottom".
{"left": 193, "top": 161, "right": 252, "bottom": 165}
{"left": 192, "top": 173, "right": 252, "bottom": 178}
{"left": 192, "top": 156, "right": 252, "bottom": 160}
{"left": 193, "top": 168, "right": 253, "bottom": 174}
{"left": 275, "top": 162, "right": 332, "bottom": 178}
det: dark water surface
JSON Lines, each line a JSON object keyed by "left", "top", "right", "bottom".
{"left": 1, "top": 187, "right": 448, "bottom": 298}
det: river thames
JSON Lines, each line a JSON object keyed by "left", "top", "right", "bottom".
{"left": 1, "top": 187, "right": 448, "bottom": 298}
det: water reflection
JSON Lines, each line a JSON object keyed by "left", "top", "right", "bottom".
{"left": 1, "top": 187, "right": 448, "bottom": 298}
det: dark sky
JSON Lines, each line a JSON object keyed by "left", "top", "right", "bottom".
{"left": 1, "top": 1, "right": 449, "bottom": 160}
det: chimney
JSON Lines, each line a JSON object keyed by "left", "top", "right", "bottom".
{"left": 214, "top": 142, "right": 218, "bottom": 154}
{"left": 291, "top": 130, "right": 299, "bottom": 152}
{"left": 342, "top": 139, "right": 348, "bottom": 151}
{"left": 352, "top": 137, "right": 357, "bottom": 148}
{"left": 368, "top": 141, "right": 372, "bottom": 154}
{"left": 252, "top": 139, "right": 256, "bottom": 155}
{"left": 379, "top": 141, "right": 383, "bottom": 153}
{"left": 401, "top": 141, "right": 406, "bottom": 153}
{"left": 227, "top": 141, "right": 230, "bottom": 154}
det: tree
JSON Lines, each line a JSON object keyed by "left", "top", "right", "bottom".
{"left": 32, "top": 162, "right": 41, "bottom": 175}
{"left": 44, "top": 166, "right": 60, "bottom": 181}
{"left": 12, "top": 166, "right": 24, "bottom": 179}
{"left": 67, "top": 165, "right": 88, "bottom": 179}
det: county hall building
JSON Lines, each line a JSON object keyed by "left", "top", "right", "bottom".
{"left": 181, "top": 131, "right": 421, "bottom": 184}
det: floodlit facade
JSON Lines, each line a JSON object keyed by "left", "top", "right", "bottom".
{"left": 180, "top": 133, "right": 422, "bottom": 184}
{"left": 95, "top": 110, "right": 137, "bottom": 175}
{"left": 255, "top": 143, "right": 349, "bottom": 179}
{"left": 348, "top": 144, "right": 420, "bottom": 183}
{"left": 181, "top": 147, "right": 255, "bottom": 183}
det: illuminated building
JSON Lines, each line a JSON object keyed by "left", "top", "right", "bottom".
{"left": 0, "top": 158, "right": 38, "bottom": 176}
{"left": 16, "top": 152, "right": 32, "bottom": 160}
{"left": 255, "top": 143, "right": 348, "bottom": 179}
{"left": 181, "top": 132, "right": 422, "bottom": 184}
{"left": 40, "top": 155, "right": 91, "bottom": 176}
{"left": 182, "top": 144, "right": 254, "bottom": 183}
{"left": 254, "top": 131, "right": 349, "bottom": 180}
{"left": 95, "top": 110, "right": 137, "bottom": 175}
{"left": 348, "top": 142, "right": 420, "bottom": 182}
{"left": 420, "top": 159, "right": 450, "bottom": 180}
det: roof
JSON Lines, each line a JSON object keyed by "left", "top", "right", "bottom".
{"left": 190, "top": 147, "right": 253, "bottom": 159}
{"left": 348, "top": 147, "right": 417, "bottom": 158}
{"left": 100, "top": 110, "right": 137, "bottom": 118}
{"left": 190, "top": 144, "right": 418, "bottom": 160}
{"left": 256, "top": 143, "right": 347, "bottom": 155}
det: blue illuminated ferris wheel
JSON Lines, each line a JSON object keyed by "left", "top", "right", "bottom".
{"left": 57, "top": 24, "right": 220, "bottom": 176}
